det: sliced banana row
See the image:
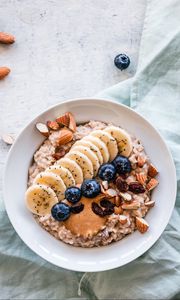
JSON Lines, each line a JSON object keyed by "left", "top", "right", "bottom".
{"left": 25, "top": 125, "right": 132, "bottom": 215}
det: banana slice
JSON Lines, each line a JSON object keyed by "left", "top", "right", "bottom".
{"left": 90, "top": 130, "right": 118, "bottom": 161}
{"left": 72, "top": 140, "right": 103, "bottom": 165}
{"left": 56, "top": 157, "right": 83, "bottom": 184}
{"left": 34, "top": 172, "right": 66, "bottom": 201}
{"left": 83, "top": 135, "right": 109, "bottom": 163}
{"left": 104, "top": 126, "right": 133, "bottom": 157}
{"left": 71, "top": 145, "right": 100, "bottom": 175}
{"left": 46, "top": 165, "right": 75, "bottom": 187}
{"left": 66, "top": 150, "right": 94, "bottom": 179}
{"left": 25, "top": 184, "right": 58, "bottom": 216}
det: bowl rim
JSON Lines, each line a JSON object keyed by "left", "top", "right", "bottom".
{"left": 3, "top": 97, "right": 177, "bottom": 272}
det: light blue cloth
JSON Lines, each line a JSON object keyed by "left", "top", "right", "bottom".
{"left": 1, "top": 0, "right": 180, "bottom": 299}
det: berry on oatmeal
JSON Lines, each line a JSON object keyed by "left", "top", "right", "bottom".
{"left": 81, "top": 179, "right": 101, "bottom": 198}
{"left": 98, "top": 163, "right": 116, "bottom": 181}
{"left": 65, "top": 187, "right": 82, "bottom": 203}
{"left": 51, "top": 202, "right": 70, "bottom": 221}
{"left": 112, "top": 155, "right": 131, "bottom": 174}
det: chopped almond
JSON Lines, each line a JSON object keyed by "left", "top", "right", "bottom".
{"left": 136, "top": 217, "right": 149, "bottom": 233}
{"left": 1, "top": 134, "right": 14, "bottom": 145}
{"left": 56, "top": 112, "right": 70, "bottom": 127}
{"left": 114, "top": 206, "right": 123, "bottom": 215}
{"left": 121, "top": 201, "right": 140, "bottom": 210}
{"left": 146, "top": 178, "right": 159, "bottom": 191}
{"left": 137, "top": 155, "right": 146, "bottom": 167}
{"left": 136, "top": 173, "right": 147, "bottom": 185}
{"left": 145, "top": 200, "right": 155, "bottom": 207}
{"left": 119, "top": 215, "right": 128, "bottom": 225}
{"left": 47, "top": 120, "right": 59, "bottom": 130}
{"left": 148, "top": 164, "right": 158, "bottom": 177}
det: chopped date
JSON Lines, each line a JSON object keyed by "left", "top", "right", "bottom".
{"left": 104, "top": 207, "right": 114, "bottom": 215}
{"left": 92, "top": 201, "right": 114, "bottom": 217}
{"left": 71, "top": 202, "right": 84, "bottom": 214}
{"left": 129, "top": 182, "right": 145, "bottom": 194}
{"left": 100, "top": 199, "right": 115, "bottom": 210}
{"left": 92, "top": 202, "right": 105, "bottom": 217}
{"left": 116, "top": 177, "right": 129, "bottom": 192}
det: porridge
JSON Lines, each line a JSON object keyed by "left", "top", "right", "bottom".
{"left": 25, "top": 112, "right": 159, "bottom": 247}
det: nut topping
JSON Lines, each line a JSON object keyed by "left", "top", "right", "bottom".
{"left": 121, "top": 201, "right": 140, "bottom": 210}
{"left": 56, "top": 113, "right": 70, "bottom": 127}
{"left": 35, "top": 123, "right": 49, "bottom": 137}
{"left": 47, "top": 120, "right": 60, "bottom": 130}
{"left": 146, "top": 178, "right": 159, "bottom": 191}
{"left": 148, "top": 164, "right": 158, "bottom": 177}
{"left": 57, "top": 128, "right": 73, "bottom": 145}
{"left": 136, "top": 217, "right": 149, "bottom": 233}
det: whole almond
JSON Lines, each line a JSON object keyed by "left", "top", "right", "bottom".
{"left": 36, "top": 123, "right": 49, "bottom": 137}
{"left": 1, "top": 134, "right": 14, "bottom": 145}
{"left": 57, "top": 128, "right": 73, "bottom": 145}
{"left": 0, "top": 67, "right": 10, "bottom": 79}
{"left": 56, "top": 113, "right": 70, "bottom": 127}
{"left": 0, "top": 32, "right": 15, "bottom": 44}
{"left": 68, "top": 112, "right": 76, "bottom": 132}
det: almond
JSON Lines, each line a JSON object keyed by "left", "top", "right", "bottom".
{"left": 121, "top": 201, "right": 140, "bottom": 210}
{"left": 68, "top": 112, "right": 76, "bottom": 132}
{"left": 136, "top": 217, "right": 149, "bottom": 233}
{"left": 57, "top": 128, "right": 73, "bottom": 145}
{"left": 146, "top": 178, "right": 159, "bottom": 191}
{"left": 0, "top": 32, "right": 15, "bottom": 44}
{"left": 145, "top": 200, "right": 155, "bottom": 207}
{"left": 47, "top": 120, "right": 60, "bottom": 130}
{"left": 36, "top": 123, "right": 49, "bottom": 137}
{"left": 56, "top": 113, "right": 70, "bottom": 127}
{"left": 1, "top": 134, "right": 14, "bottom": 145}
{"left": 101, "top": 181, "right": 108, "bottom": 190}
{"left": 105, "top": 188, "right": 118, "bottom": 198}
{"left": 137, "top": 155, "right": 146, "bottom": 167}
{"left": 136, "top": 173, "right": 147, "bottom": 185}
{"left": 0, "top": 67, "right": 10, "bottom": 79}
{"left": 148, "top": 164, "right": 158, "bottom": 177}
{"left": 114, "top": 206, "right": 123, "bottom": 215}
{"left": 119, "top": 192, "right": 132, "bottom": 202}
{"left": 114, "top": 195, "right": 121, "bottom": 207}
{"left": 119, "top": 215, "right": 128, "bottom": 225}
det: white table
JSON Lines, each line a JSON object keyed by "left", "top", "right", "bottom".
{"left": 0, "top": 0, "right": 146, "bottom": 201}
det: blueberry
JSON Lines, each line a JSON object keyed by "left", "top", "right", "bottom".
{"left": 51, "top": 202, "right": 70, "bottom": 221}
{"left": 65, "top": 187, "right": 82, "bottom": 203}
{"left": 112, "top": 155, "right": 131, "bottom": 174}
{"left": 114, "top": 54, "right": 130, "bottom": 70}
{"left": 81, "top": 179, "right": 101, "bottom": 198}
{"left": 98, "top": 163, "right": 116, "bottom": 181}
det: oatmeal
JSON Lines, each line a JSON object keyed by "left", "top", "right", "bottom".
{"left": 25, "top": 111, "right": 159, "bottom": 247}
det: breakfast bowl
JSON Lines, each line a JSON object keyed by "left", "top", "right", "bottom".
{"left": 3, "top": 98, "right": 176, "bottom": 272}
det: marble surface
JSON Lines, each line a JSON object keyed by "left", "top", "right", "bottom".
{"left": 0, "top": 0, "right": 146, "bottom": 201}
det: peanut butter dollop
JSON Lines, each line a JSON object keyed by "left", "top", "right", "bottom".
{"left": 63, "top": 195, "right": 107, "bottom": 238}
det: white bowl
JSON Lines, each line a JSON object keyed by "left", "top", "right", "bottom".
{"left": 3, "top": 98, "right": 176, "bottom": 272}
